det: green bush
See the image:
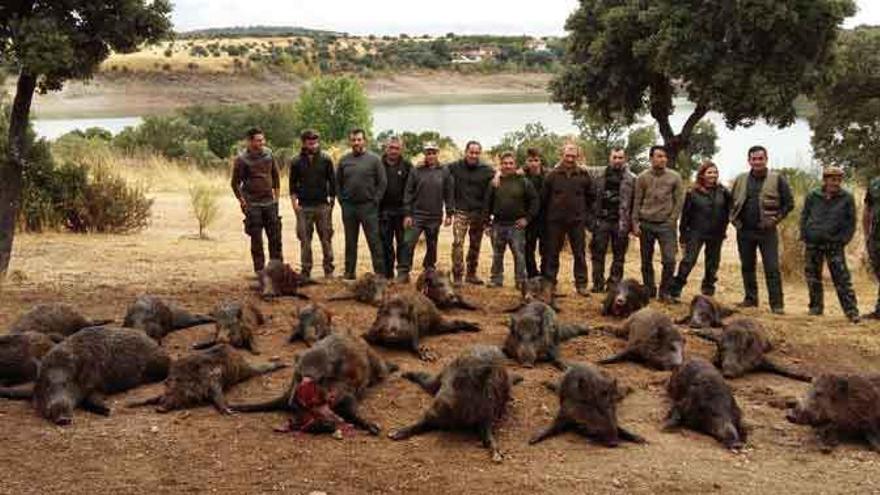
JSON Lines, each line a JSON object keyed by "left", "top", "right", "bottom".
{"left": 69, "top": 165, "right": 152, "bottom": 234}
{"left": 113, "top": 115, "right": 204, "bottom": 159}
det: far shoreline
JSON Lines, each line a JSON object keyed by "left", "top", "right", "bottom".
{"left": 24, "top": 71, "right": 555, "bottom": 120}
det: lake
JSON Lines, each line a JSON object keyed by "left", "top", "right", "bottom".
{"left": 32, "top": 99, "right": 815, "bottom": 180}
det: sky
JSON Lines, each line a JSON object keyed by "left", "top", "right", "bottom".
{"left": 171, "top": 0, "right": 880, "bottom": 35}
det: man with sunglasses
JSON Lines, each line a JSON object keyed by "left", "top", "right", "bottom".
{"left": 399, "top": 142, "right": 454, "bottom": 282}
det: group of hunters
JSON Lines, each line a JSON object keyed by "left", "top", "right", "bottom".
{"left": 231, "top": 126, "right": 880, "bottom": 324}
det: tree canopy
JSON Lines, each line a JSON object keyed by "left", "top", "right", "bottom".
{"left": 292, "top": 76, "right": 373, "bottom": 144}
{"left": 1, "top": 0, "right": 173, "bottom": 276}
{"left": 810, "top": 26, "right": 880, "bottom": 181}
{"left": 551, "top": 0, "right": 856, "bottom": 166}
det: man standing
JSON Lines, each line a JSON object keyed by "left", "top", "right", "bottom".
{"left": 589, "top": 147, "right": 635, "bottom": 292}
{"left": 379, "top": 136, "right": 413, "bottom": 281}
{"left": 523, "top": 148, "right": 547, "bottom": 278}
{"left": 864, "top": 174, "right": 880, "bottom": 320}
{"left": 730, "top": 146, "right": 794, "bottom": 314}
{"left": 399, "top": 142, "right": 454, "bottom": 281}
{"left": 449, "top": 141, "right": 495, "bottom": 286}
{"left": 289, "top": 129, "right": 336, "bottom": 281}
{"left": 800, "top": 167, "right": 859, "bottom": 323}
{"left": 631, "top": 145, "right": 683, "bottom": 303}
{"left": 336, "top": 129, "right": 387, "bottom": 279}
{"left": 485, "top": 152, "right": 539, "bottom": 288}
{"left": 542, "top": 143, "right": 594, "bottom": 297}
{"left": 231, "top": 127, "right": 282, "bottom": 274}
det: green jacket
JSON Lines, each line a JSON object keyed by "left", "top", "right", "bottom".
{"left": 484, "top": 174, "right": 539, "bottom": 224}
{"left": 800, "top": 188, "right": 856, "bottom": 246}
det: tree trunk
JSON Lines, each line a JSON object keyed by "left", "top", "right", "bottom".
{"left": 0, "top": 72, "right": 37, "bottom": 278}
{"left": 648, "top": 78, "right": 709, "bottom": 171}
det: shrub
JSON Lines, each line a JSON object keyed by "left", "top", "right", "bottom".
{"left": 777, "top": 167, "right": 822, "bottom": 280}
{"left": 68, "top": 165, "right": 152, "bottom": 234}
{"left": 188, "top": 182, "right": 221, "bottom": 239}
{"left": 113, "top": 115, "right": 204, "bottom": 159}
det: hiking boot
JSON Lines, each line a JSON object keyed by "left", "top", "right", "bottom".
{"left": 487, "top": 281, "right": 503, "bottom": 289}
{"left": 453, "top": 276, "right": 464, "bottom": 288}
{"left": 466, "top": 275, "right": 485, "bottom": 286}
{"left": 590, "top": 285, "right": 605, "bottom": 294}
{"left": 808, "top": 308, "right": 823, "bottom": 316}
{"left": 771, "top": 307, "right": 785, "bottom": 315}
{"left": 576, "top": 286, "right": 591, "bottom": 297}
{"left": 848, "top": 314, "right": 861, "bottom": 324}
{"left": 324, "top": 271, "right": 336, "bottom": 280}
{"left": 736, "top": 300, "right": 758, "bottom": 309}
{"left": 343, "top": 272, "right": 356, "bottom": 281}
{"left": 395, "top": 274, "right": 411, "bottom": 285}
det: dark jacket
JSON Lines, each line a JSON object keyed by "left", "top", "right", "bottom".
{"left": 679, "top": 185, "right": 732, "bottom": 242}
{"left": 484, "top": 174, "right": 539, "bottom": 224}
{"left": 380, "top": 155, "right": 413, "bottom": 212}
{"left": 525, "top": 170, "right": 546, "bottom": 221}
{"left": 231, "top": 148, "right": 279, "bottom": 204}
{"left": 289, "top": 150, "right": 336, "bottom": 207}
{"left": 731, "top": 171, "right": 794, "bottom": 231}
{"left": 336, "top": 151, "right": 387, "bottom": 205}
{"left": 448, "top": 159, "right": 495, "bottom": 214}
{"left": 542, "top": 164, "right": 594, "bottom": 226}
{"left": 800, "top": 188, "right": 856, "bottom": 245}
{"left": 404, "top": 164, "right": 454, "bottom": 222}
{"left": 588, "top": 165, "right": 636, "bottom": 234}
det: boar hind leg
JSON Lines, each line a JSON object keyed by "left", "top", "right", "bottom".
{"left": 479, "top": 422, "right": 504, "bottom": 462}
{"left": 529, "top": 415, "right": 569, "bottom": 445}
{"left": 335, "top": 394, "right": 380, "bottom": 435}
{"left": 402, "top": 371, "right": 442, "bottom": 395}
{"left": 388, "top": 415, "right": 437, "bottom": 440}
{"left": 816, "top": 425, "right": 840, "bottom": 453}
{"left": 617, "top": 426, "right": 647, "bottom": 444}
{"left": 82, "top": 393, "right": 111, "bottom": 416}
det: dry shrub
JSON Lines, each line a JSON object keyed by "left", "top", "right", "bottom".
{"left": 189, "top": 182, "right": 221, "bottom": 239}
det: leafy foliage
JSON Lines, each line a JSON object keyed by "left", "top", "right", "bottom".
{"left": 551, "top": 0, "right": 856, "bottom": 166}
{"left": 374, "top": 130, "right": 457, "bottom": 160}
{"left": 292, "top": 76, "right": 373, "bottom": 143}
{"left": 810, "top": 26, "right": 880, "bottom": 182}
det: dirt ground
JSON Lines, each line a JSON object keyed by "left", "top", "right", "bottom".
{"left": 2, "top": 191, "right": 880, "bottom": 495}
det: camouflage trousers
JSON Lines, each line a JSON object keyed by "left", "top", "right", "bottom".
{"left": 451, "top": 211, "right": 487, "bottom": 279}
{"left": 804, "top": 243, "right": 859, "bottom": 318}
{"left": 295, "top": 204, "right": 334, "bottom": 278}
{"left": 490, "top": 224, "right": 527, "bottom": 286}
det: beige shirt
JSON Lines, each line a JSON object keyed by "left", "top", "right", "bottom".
{"left": 631, "top": 167, "right": 684, "bottom": 227}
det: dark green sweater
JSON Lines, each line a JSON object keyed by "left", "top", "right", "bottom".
{"left": 800, "top": 188, "right": 856, "bottom": 245}
{"left": 484, "top": 174, "right": 539, "bottom": 224}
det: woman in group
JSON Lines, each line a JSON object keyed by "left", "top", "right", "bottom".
{"left": 669, "top": 161, "right": 732, "bottom": 300}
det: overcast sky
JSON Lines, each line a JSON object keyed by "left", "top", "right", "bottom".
{"left": 171, "top": 0, "right": 879, "bottom": 35}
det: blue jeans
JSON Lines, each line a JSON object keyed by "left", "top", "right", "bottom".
{"left": 491, "top": 224, "right": 526, "bottom": 286}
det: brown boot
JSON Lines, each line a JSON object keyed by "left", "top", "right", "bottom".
{"left": 466, "top": 274, "right": 485, "bottom": 286}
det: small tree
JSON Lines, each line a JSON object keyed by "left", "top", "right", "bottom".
{"left": 0, "top": 0, "right": 172, "bottom": 276}
{"left": 293, "top": 76, "right": 372, "bottom": 143}
{"left": 811, "top": 26, "right": 880, "bottom": 181}
{"left": 188, "top": 182, "right": 220, "bottom": 240}
{"left": 552, "top": 0, "right": 855, "bottom": 169}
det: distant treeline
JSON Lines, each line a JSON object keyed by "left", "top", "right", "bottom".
{"left": 177, "top": 25, "right": 347, "bottom": 39}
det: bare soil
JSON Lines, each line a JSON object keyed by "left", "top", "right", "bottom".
{"left": 2, "top": 192, "right": 880, "bottom": 494}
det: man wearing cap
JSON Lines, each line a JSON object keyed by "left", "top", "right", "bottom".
{"left": 231, "top": 127, "right": 282, "bottom": 274}
{"left": 800, "top": 166, "right": 860, "bottom": 323}
{"left": 864, "top": 174, "right": 880, "bottom": 320}
{"left": 449, "top": 141, "right": 496, "bottom": 287}
{"left": 399, "top": 142, "right": 454, "bottom": 281}
{"left": 379, "top": 136, "right": 414, "bottom": 282}
{"left": 730, "top": 146, "right": 794, "bottom": 314}
{"left": 289, "top": 129, "right": 336, "bottom": 280}
{"left": 336, "top": 129, "right": 387, "bottom": 279}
